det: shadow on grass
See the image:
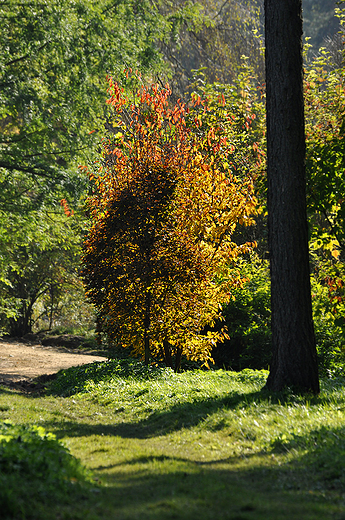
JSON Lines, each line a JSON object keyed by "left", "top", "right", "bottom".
{"left": 3, "top": 372, "right": 345, "bottom": 440}
{"left": 38, "top": 389, "right": 269, "bottom": 439}
{"left": 2, "top": 381, "right": 345, "bottom": 518}
{"left": 3, "top": 456, "right": 341, "bottom": 520}
{"left": 0, "top": 386, "right": 16, "bottom": 395}
{"left": 42, "top": 416, "right": 345, "bottom": 497}
{"left": 89, "top": 468, "right": 336, "bottom": 520}
{"left": 34, "top": 378, "right": 345, "bottom": 442}
{"left": 63, "top": 447, "right": 345, "bottom": 520}
{"left": 67, "top": 424, "right": 345, "bottom": 519}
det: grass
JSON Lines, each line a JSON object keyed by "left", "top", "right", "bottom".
{"left": 1, "top": 360, "right": 345, "bottom": 519}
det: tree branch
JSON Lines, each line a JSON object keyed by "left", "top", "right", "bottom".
{"left": 5, "top": 40, "right": 51, "bottom": 67}
{"left": 0, "top": 161, "right": 58, "bottom": 178}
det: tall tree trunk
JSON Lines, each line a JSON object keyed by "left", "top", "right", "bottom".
{"left": 9, "top": 300, "right": 32, "bottom": 337}
{"left": 264, "top": 0, "right": 319, "bottom": 393}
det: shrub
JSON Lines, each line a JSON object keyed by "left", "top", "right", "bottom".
{"left": 212, "top": 258, "right": 271, "bottom": 370}
{"left": 0, "top": 422, "right": 91, "bottom": 519}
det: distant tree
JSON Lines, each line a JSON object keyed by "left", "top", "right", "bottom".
{"left": 161, "top": 0, "right": 265, "bottom": 95}
{"left": 81, "top": 75, "right": 259, "bottom": 369}
{"left": 303, "top": 0, "right": 340, "bottom": 50}
{"left": 264, "top": 0, "right": 319, "bottom": 393}
{"left": 0, "top": 205, "right": 82, "bottom": 337}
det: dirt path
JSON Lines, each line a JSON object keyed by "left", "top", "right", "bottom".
{"left": 0, "top": 338, "right": 107, "bottom": 385}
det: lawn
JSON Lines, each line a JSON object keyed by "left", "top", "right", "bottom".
{"left": 1, "top": 360, "right": 345, "bottom": 519}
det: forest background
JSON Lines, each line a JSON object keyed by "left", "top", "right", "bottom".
{"left": 0, "top": 0, "right": 344, "bottom": 377}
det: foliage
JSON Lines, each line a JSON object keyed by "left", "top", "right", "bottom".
{"left": 210, "top": 256, "right": 345, "bottom": 376}
{"left": 81, "top": 72, "right": 260, "bottom": 368}
{"left": 303, "top": 22, "right": 345, "bottom": 361}
{"left": 0, "top": 422, "right": 91, "bottom": 519}
{"left": 212, "top": 257, "right": 271, "bottom": 371}
{"left": 305, "top": 45, "right": 345, "bottom": 254}
{"left": 189, "top": 59, "right": 266, "bottom": 174}
{"left": 189, "top": 59, "right": 267, "bottom": 250}
{"left": 0, "top": 204, "right": 86, "bottom": 336}
{"left": 310, "top": 269, "right": 345, "bottom": 377}
{"left": 0, "top": 0, "right": 172, "bottom": 213}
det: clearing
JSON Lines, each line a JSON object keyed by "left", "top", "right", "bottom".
{"left": 1, "top": 343, "right": 345, "bottom": 520}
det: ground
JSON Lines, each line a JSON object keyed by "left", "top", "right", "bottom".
{"left": 0, "top": 337, "right": 106, "bottom": 387}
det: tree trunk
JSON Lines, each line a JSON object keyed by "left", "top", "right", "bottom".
{"left": 49, "top": 284, "right": 54, "bottom": 331}
{"left": 174, "top": 347, "right": 182, "bottom": 373}
{"left": 9, "top": 300, "right": 32, "bottom": 337}
{"left": 264, "top": 0, "right": 320, "bottom": 393}
{"left": 163, "top": 340, "right": 174, "bottom": 368}
{"left": 144, "top": 292, "right": 151, "bottom": 365}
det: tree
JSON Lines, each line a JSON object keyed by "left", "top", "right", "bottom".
{"left": 303, "top": 0, "right": 340, "bottom": 50}
{"left": 0, "top": 203, "right": 83, "bottom": 336}
{"left": 81, "top": 74, "right": 258, "bottom": 368}
{"left": 0, "top": 0, "right": 178, "bottom": 334}
{"left": 264, "top": 0, "right": 319, "bottom": 393}
{"left": 0, "top": 0, "right": 175, "bottom": 214}
{"left": 160, "top": 0, "right": 265, "bottom": 96}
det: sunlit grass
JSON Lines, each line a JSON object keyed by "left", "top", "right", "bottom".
{"left": 1, "top": 360, "right": 345, "bottom": 519}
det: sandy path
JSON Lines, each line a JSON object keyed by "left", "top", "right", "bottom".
{"left": 0, "top": 339, "right": 107, "bottom": 384}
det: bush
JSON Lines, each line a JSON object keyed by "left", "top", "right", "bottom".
{"left": 212, "top": 259, "right": 272, "bottom": 370}
{"left": 311, "top": 274, "right": 345, "bottom": 377}
{"left": 211, "top": 258, "right": 345, "bottom": 376}
{"left": 0, "top": 422, "right": 91, "bottom": 519}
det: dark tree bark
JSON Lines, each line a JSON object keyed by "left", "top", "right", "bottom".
{"left": 163, "top": 340, "right": 174, "bottom": 368}
{"left": 264, "top": 0, "right": 320, "bottom": 393}
{"left": 144, "top": 292, "right": 151, "bottom": 365}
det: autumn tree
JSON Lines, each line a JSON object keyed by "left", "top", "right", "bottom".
{"left": 81, "top": 74, "right": 259, "bottom": 369}
{"left": 264, "top": 0, "right": 319, "bottom": 393}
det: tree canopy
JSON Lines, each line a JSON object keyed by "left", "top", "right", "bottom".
{"left": 0, "top": 0, "right": 173, "bottom": 334}
{"left": 0, "top": 0, "right": 172, "bottom": 213}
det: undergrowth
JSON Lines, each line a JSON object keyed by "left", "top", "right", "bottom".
{"left": 0, "top": 422, "right": 92, "bottom": 519}
{"left": 48, "top": 358, "right": 172, "bottom": 396}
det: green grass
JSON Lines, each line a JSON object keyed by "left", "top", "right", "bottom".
{"left": 1, "top": 360, "right": 345, "bottom": 519}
